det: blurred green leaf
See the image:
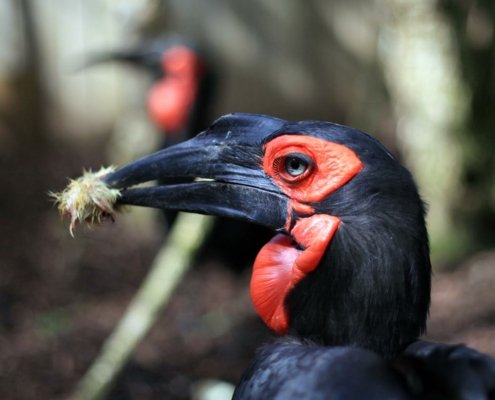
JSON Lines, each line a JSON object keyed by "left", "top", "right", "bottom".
{"left": 35, "top": 309, "right": 71, "bottom": 338}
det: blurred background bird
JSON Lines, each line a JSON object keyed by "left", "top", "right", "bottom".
{"left": 83, "top": 34, "right": 273, "bottom": 269}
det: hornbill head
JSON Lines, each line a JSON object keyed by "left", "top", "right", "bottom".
{"left": 104, "top": 113, "right": 431, "bottom": 360}
{"left": 83, "top": 36, "right": 212, "bottom": 137}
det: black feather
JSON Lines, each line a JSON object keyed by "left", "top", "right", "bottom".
{"left": 233, "top": 339, "right": 415, "bottom": 400}
{"left": 264, "top": 121, "right": 432, "bottom": 360}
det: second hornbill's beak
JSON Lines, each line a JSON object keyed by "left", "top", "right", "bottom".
{"left": 79, "top": 36, "right": 202, "bottom": 79}
{"left": 103, "top": 114, "right": 289, "bottom": 231}
{"left": 80, "top": 48, "right": 163, "bottom": 78}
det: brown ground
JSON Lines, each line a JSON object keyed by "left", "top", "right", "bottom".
{"left": 2, "top": 138, "right": 495, "bottom": 400}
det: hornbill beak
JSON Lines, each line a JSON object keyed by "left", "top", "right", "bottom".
{"left": 79, "top": 37, "right": 202, "bottom": 78}
{"left": 103, "top": 113, "right": 289, "bottom": 231}
{"left": 79, "top": 49, "right": 163, "bottom": 76}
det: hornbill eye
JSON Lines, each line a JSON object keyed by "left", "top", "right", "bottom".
{"left": 285, "top": 156, "right": 307, "bottom": 176}
{"left": 275, "top": 153, "right": 314, "bottom": 183}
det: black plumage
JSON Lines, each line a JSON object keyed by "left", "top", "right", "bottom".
{"left": 234, "top": 340, "right": 414, "bottom": 400}
{"left": 275, "top": 121, "right": 431, "bottom": 359}
{"left": 234, "top": 339, "right": 495, "bottom": 399}
{"left": 105, "top": 113, "right": 495, "bottom": 399}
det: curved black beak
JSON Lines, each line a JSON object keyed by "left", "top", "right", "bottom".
{"left": 103, "top": 113, "right": 289, "bottom": 231}
{"left": 78, "top": 48, "right": 163, "bottom": 79}
{"left": 78, "top": 36, "right": 200, "bottom": 78}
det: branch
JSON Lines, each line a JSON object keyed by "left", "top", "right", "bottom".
{"left": 70, "top": 212, "right": 214, "bottom": 400}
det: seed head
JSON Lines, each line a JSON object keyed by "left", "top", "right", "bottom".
{"left": 50, "top": 166, "right": 124, "bottom": 236}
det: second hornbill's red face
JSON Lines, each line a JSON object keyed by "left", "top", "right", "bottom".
{"left": 105, "top": 113, "right": 431, "bottom": 360}
{"left": 146, "top": 45, "right": 205, "bottom": 135}
{"left": 84, "top": 38, "right": 209, "bottom": 137}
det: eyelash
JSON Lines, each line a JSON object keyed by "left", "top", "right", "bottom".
{"left": 273, "top": 157, "right": 284, "bottom": 177}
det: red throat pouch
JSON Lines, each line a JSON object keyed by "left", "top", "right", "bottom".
{"left": 250, "top": 214, "right": 340, "bottom": 334}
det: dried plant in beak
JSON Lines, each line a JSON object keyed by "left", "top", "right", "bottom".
{"left": 50, "top": 166, "right": 124, "bottom": 236}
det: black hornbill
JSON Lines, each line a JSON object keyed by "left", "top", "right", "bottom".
{"left": 86, "top": 38, "right": 272, "bottom": 266}
{"left": 84, "top": 36, "right": 213, "bottom": 216}
{"left": 102, "top": 114, "right": 495, "bottom": 399}
{"left": 85, "top": 36, "right": 214, "bottom": 144}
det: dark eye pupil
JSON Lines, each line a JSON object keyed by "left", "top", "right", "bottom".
{"left": 285, "top": 157, "right": 307, "bottom": 176}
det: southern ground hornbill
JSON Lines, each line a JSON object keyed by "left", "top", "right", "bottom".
{"left": 101, "top": 113, "right": 495, "bottom": 398}
{"left": 86, "top": 38, "right": 272, "bottom": 267}
{"left": 85, "top": 36, "right": 214, "bottom": 144}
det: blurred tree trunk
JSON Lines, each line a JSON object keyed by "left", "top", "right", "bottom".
{"left": 0, "top": 0, "right": 47, "bottom": 146}
{"left": 377, "top": 0, "right": 471, "bottom": 262}
{"left": 441, "top": 1, "right": 495, "bottom": 253}
{"left": 0, "top": 0, "right": 50, "bottom": 249}
{"left": 377, "top": 0, "right": 495, "bottom": 263}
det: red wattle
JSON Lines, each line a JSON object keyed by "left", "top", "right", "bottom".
{"left": 251, "top": 234, "right": 300, "bottom": 334}
{"left": 147, "top": 79, "right": 197, "bottom": 135}
{"left": 147, "top": 46, "right": 204, "bottom": 135}
{"left": 250, "top": 214, "right": 341, "bottom": 335}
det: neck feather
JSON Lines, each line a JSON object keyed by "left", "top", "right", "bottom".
{"left": 284, "top": 209, "right": 431, "bottom": 361}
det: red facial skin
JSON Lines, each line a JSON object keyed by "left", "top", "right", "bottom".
{"left": 263, "top": 135, "right": 363, "bottom": 203}
{"left": 250, "top": 135, "right": 363, "bottom": 334}
{"left": 147, "top": 46, "right": 204, "bottom": 135}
